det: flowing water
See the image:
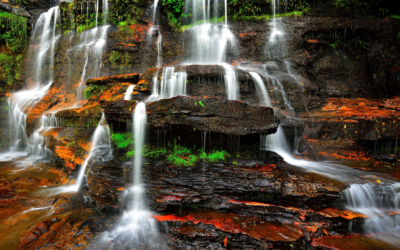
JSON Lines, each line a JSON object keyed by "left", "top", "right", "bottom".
{"left": 30, "top": 6, "right": 61, "bottom": 85}
{"left": 74, "top": 25, "right": 110, "bottom": 103}
{"left": 260, "top": 3, "right": 400, "bottom": 242}
{"left": 65, "top": 113, "right": 112, "bottom": 192}
{"left": 148, "top": 67, "right": 187, "bottom": 101}
{"left": 124, "top": 85, "right": 136, "bottom": 101}
{"left": 99, "top": 103, "right": 162, "bottom": 249}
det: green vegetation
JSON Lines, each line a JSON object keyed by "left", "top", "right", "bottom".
{"left": 165, "top": 144, "right": 230, "bottom": 167}
{"left": 109, "top": 0, "right": 145, "bottom": 26}
{"left": 111, "top": 133, "right": 133, "bottom": 148}
{"left": 83, "top": 84, "right": 107, "bottom": 100}
{"left": 0, "top": 10, "right": 28, "bottom": 86}
{"left": 60, "top": 2, "right": 107, "bottom": 33}
{"left": 161, "top": 0, "right": 186, "bottom": 32}
{"left": 0, "top": 11, "right": 28, "bottom": 52}
{"left": 0, "top": 54, "right": 23, "bottom": 86}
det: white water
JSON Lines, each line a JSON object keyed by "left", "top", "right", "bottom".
{"left": 31, "top": 7, "right": 61, "bottom": 85}
{"left": 221, "top": 63, "right": 239, "bottom": 100}
{"left": 75, "top": 25, "right": 110, "bottom": 102}
{"left": 156, "top": 31, "right": 162, "bottom": 68}
{"left": 340, "top": 183, "right": 400, "bottom": 245}
{"left": 260, "top": 32, "right": 400, "bottom": 243}
{"left": 99, "top": 103, "right": 160, "bottom": 247}
{"left": 124, "top": 85, "right": 136, "bottom": 101}
{"left": 148, "top": 67, "right": 187, "bottom": 101}
{"left": 0, "top": 83, "right": 53, "bottom": 161}
{"left": 64, "top": 113, "right": 112, "bottom": 192}
{"left": 182, "top": 0, "right": 238, "bottom": 100}
{"left": 249, "top": 72, "right": 270, "bottom": 106}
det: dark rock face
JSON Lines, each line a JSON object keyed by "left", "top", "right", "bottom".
{"left": 86, "top": 73, "right": 140, "bottom": 86}
{"left": 102, "top": 96, "right": 279, "bottom": 136}
{"left": 146, "top": 96, "right": 279, "bottom": 136}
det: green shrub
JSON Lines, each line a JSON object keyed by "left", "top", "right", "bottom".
{"left": 83, "top": 84, "right": 107, "bottom": 100}
{"left": 0, "top": 10, "right": 28, "bottom": 52}
{"left": 111, "top": 133, "right": 133, "bottom": 148}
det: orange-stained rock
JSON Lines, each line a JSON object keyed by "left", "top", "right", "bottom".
{"left": 154, "top": 210, "right": 304, "bottom": 242}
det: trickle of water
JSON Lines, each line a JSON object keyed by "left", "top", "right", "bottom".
{"left": 221, "top": 63, "right": 239, "bottom": 100}
{"left": 75, "top": 25, "right": 110, "bottom": 103}
{"left": 249, "top": 72, "right": 270, "bottom": 106}
{"left": 67, "top": 113, "right": 112, "bottom": 192}
{"left": 124, "top": 85, "right": 136, "bottom": 101}
{"left": 98, "top": 103, "right": 161, "bottom": 248}
{"left": 156, "top": 31, "right": 163, "bottom": 68}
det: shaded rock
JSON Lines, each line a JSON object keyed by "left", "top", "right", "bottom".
{"left": 262, "top": 150, "right": 284, "bottom": 163}
{"left": 86, "top": 73, "right": 140, "bottom": 86}
{"left": 146, "top": 96, "right": 279, "bottom": 136}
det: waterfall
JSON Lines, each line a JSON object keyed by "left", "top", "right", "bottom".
{"left": 0, "top": 83, "right": 53, "bottom": 161}
{"left": 31, "top": 7, "right": 61, "bottom": 85}
{"left": 156, "top": 31, "right": 162, "bottom": 68}
{"left": 75, "top": 25, "right": 110, "bottom": 102}
{"left": 221, "top": 63, "right": 239, "bottom": 100}
{"left": 99, "top": 103, "right": 160, "bottom": 248}
{"left": 124, "top": 85, "right": 136, "bottom": 101}
{"left": 340, "top": 183, "right": 400, "bottom": 245}
{"left": 132, "top": 102, "right": 146, "bottom": 210}
{"left": 182, "top": 0, "right": 238, "bottom": 100}
{"left": 249, "top": 72, "right": 271, "bottom": 106}
{"left": 66, "top": 113, "right": 112, "bottom": 192}
{"left": 148, "top": 67, "right": 187, "bottom": 101}
{"left": 258, "top": 70, "right": 400, "bottom": 246}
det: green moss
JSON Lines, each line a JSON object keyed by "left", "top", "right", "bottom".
{"left": 109, "top": 0, "right": 145, "bottom": 26}
{"left": 0, "top": 53, "right": 22, "bottom": 86}
{"left": 60, "top": 2, "right": 106, "bottom": 33}
{"left": 0, "top": 10, "right": 28, "bottom": 52}
{"left": 199, "top": 150, "right": 230, "bottom": 163}
{"left": 111, "top": 132, "right": 133, "bottom": 148}
{"left": 83, "top": 84, "right": 107, "bottom": 100}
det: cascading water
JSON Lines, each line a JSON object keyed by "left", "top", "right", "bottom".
{"left": 124, "top": 85, "right": 136, "bottom": 101}
{"left": 0, "top": 83, "right": 53, "bottom": 161}
{"left": 259, "top": 49, "right": 400, "bottom": 247}
{"left": 75, "top": 25, "right": 110, "bottom": 103}
{"left": 182, "top": 0, "right": 238, "bottom": 100}
{"left": 30, "top": 6, "right": 61, "bottom": 85}
{"left": 156, "top": 31, "right": 162, "bottom": 68}
{"left": 149, "top": 0, "right": 162, "bottom": 68}
{"left": 65, "top": 113, "right": 112, "bottom": 192}
{"left": 249, "top": 72, "right": 270, "bottom": 106}
{"left": 99, "top": 103, "right": 161, "bottom": 248}
{"left": 148, "top": 67, "right": 187, "bottom": 101}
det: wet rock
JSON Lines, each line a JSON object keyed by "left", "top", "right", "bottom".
{"left": 262, "top": 150, "right": 284, "bottom": 163}
{"left": 374, "top": 154, "right": 398, "bottom": 162}
{"left": 103, "top": 96, "right": 280, "bottom": 136}
{"left": 146, "top": 96, "right": 279, "bottom": 136}
{"left": 86, "top": 73, "right": 140, "bottom": 86}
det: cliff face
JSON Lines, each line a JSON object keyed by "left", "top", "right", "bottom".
{"left": 0, "top": 1, "right": 400, "bottom": 249}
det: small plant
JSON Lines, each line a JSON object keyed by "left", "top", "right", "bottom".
{"left": 111, "top": 133, "right": 133, "bottom": 148}
{"left": 84, "top": 84, "right": 107, "bottom": 100}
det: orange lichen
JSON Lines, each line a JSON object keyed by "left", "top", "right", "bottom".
{"left": 239, "top": 32, "right": 256, "bottom": 38}
{"left": 154, "top": 211, "right": 303, "bottom": 242}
